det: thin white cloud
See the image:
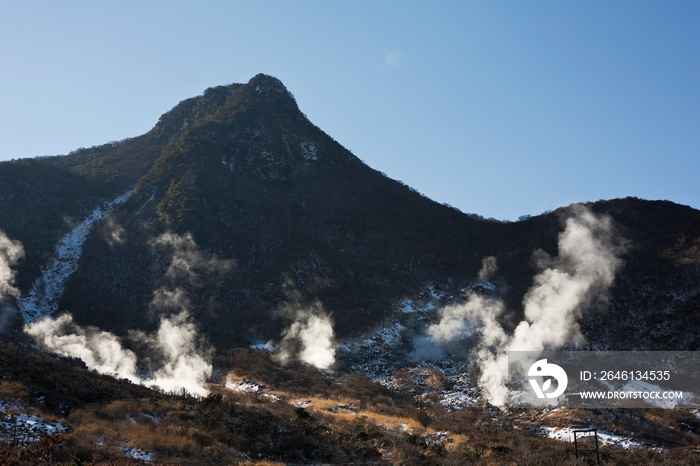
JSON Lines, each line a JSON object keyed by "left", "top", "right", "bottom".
{"left": 385, "top": 50, "right": 402, "bottom": 67}
{"left": 375, "top": 49, "right": 403, "bottom": 71}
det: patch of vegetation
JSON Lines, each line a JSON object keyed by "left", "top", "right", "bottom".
{"left": 1, "top": 334, "right": 700, "bottom": 464}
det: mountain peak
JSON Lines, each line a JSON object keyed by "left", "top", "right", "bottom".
{"left": 247, "top": 73, "right": 291, "bottom": 96}
{"left": 151, "top": 74, "right": 298, "bottom": 145}
{"left": 130, "top": 73, "right": 362, "bottom": 213}
{"left": 221, "top": 73, "right": 301, "bottom": 118}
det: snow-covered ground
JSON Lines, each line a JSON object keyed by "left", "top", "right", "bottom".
{"left": 0, "top": 400, "right": 66, "bottom": 442}
{"left": 124, "top": 446, "right": 152, "bottom": 461}
{"left": 225, "top": 379, "right": 280, "bottom": 401}
{"left": 338, "top": 291, "right": 480, "bottom": 411}
{"left": 533, "top": 425, "right": 643, "bottom": 450}
{"left": 399, "top": 298, "right": 436, "bottom": 314}
{"left": 422, "top": 431, "right": 450, "bottom": 446}
{"left": 362, "top": 322, "right": 405, "bottom": 347}
{"left": 226, "top": 380, "right": 265, "bottom": 393}
{"left": 439, "top": 391, "right": 473, "bottom": 411}
{"left": 0, "top": 400, "right": 25, "bottom": 412}
{"left": 18, "top": 190, "right": 132, "bottom": 322}
{"left": 250, "top": 342, "right": 275, "bottom": 352}
{"left": 290, "top": 400, "right": 313, "bottom": 408}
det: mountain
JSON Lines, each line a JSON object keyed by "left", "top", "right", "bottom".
{"left": 0, "top": 74, "right": 699, "bottom": 353}
{"left": 1, "top": 74, "right": 700, "bottom": 464}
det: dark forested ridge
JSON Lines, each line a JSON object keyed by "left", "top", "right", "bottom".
{"left": 0, "top": 74, "right": 698, "bottom": 351}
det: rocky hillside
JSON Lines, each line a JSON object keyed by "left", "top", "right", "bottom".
{"left": 0, "top": 74, "right": 698, "bottom": 352}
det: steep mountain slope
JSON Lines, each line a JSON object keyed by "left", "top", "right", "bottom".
{"left": 0, "top": 74, "right": 698, "bottom": 353}
{"left": 0, "top": 80, "right": 253, "bottom": 296}
{"left": 55, "top": 74, "right": 503, "bottom": 346}
{"left": 0, "top": 159, "right": 107, "bottom": 293}
{"left": 491, "top": 198, "right": 700, "bottom": 351}
{"left": 583, "top": 198, "right": 700, "bottom": 350}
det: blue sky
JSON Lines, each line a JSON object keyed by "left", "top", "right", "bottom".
{"left": 1, "top": 1, "right": 698, "bottom": 220}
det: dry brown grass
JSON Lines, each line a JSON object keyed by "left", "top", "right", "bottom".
{"left": 0, "top": 381, "right": 29, "bottom": 399}
{"left": 242, "top": 460, "right": 287, "bottom": 466}
{"left": 2, "top": 334, "right": 700, "bottom": 464}
{"left": 4, "top": 385, "right": 700, "bottom": 465}
{"left": 66, "top": 399, "right": 212, "bottom": 461}
{"left": 662, "top": 235, "right": 700, "bottom": 265}
{"left": 272, "top": 392, "right": 428, "bottom": 436}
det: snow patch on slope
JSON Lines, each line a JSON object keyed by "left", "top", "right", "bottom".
{"left": 0, "top": 401, "right": 66, "bottom": 442}
{"left": 18, "top": 190, "right": 132, "bottom": 322}
{"left": 532, "top": 425, "right": 643, "bottom": 450}
{"left": 300, "top": 141, "right": 318, "bottom": 161}
{"left": 124, "top": 447, "right": 152, "bottom": 461}
{"left": 226, "top": 380, "right": 264, "bottom": 393}
{"left": 250, "top": 342, "right": 276, "bottom": 352}
{"left": 399, "top": 298, "right": 436, "bottom": 314}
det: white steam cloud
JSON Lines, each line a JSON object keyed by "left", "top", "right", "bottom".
{"left": 150, "top": 232, "right": 232, "bottom": 284}
{"left": 24, "top": 232, "right": 223, "bottom": 397}
{"left": 0, "top": 231, "right": 24, "bottom": 298}
{"left": 414, "top": 206, "right": 625, "bottom": 405}
{"left": 0, "top": 231, "right": 25, "bottom": 332}
{"left": 477, "top": 256, "right": 498, "bottom": 282}
{"left": 412, "top": 293, "right": 506, "bottom": 361}
{"left": 131, "top": 309, "right": 212, "bottom": 396}
{"left": 25, "top": 310, "right": 212, "bottom": 396}
{"left": 25, "top": 314, "right": 140, "bottom": 383}
{"left": 147, "top": 311, "right": 212, "bottom": 394}
{"left": 149, "top": 287, "right": 192, "bottom": 315}
{"left": 275, "top": 302, "right": 336, "bottom": 370}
